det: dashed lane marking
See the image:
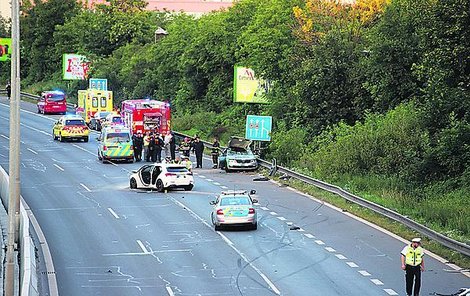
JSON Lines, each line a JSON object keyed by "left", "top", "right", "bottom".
{"left": 370, "top": 279, "right": 384, "bottom": 285}
{"left": 221, "top": 186, "right": 228, "bottom": 189}
{"left": 358, "top": 270, "right": 371, "bottom": 276}
{"left": 206, "top": 178, "right": 213, "bottom": 182}
{"left": 303, "top": 233, "right": 315, "bottom": 239}
{"left": 325, "top": 247, "right": 336, "bottom": 252}
{"left": 315, "top": 240, "right": 325, "bottom": 245}
{"left": 213, "top": 182, "right": 221, "bottom": 186}
{"left": 166, "top": 286, "right": 175, "bottom": 296}
{"left": 270, "top": 211, "right": 278, "bottom": 216}
{"left": 80, "top": 183, "right": 91, "bottom": 192}
{"left": 53, "top": 164, "right": 64, "bottom": 171}
{"left": 108, "top": 208, "right": 120, "bottom": 219}
{"left": 1, "top": 134, "right": 9, "bottom": 140}
{"left": 335, "top": 254, "right": 347, "bottom": 260}
{"left": 136, "top": 240, "right": 150, "bottom": 254}
{"left": 260, "top": 207, "right": 269, "bottom": 211}
{"left": 199, "top": 175, "right": 206, "bottom": 178}
{"left": 27, "top": 148, "right": 38, "bottom": 155}
{"left": 346, "top": 262, "right": 359, "bottom": 268}
{"left": 277, "top": 216, "right": 287, "bottom": 221}
{"left": 383, "top": 289, "right": 398, "bottom": 295}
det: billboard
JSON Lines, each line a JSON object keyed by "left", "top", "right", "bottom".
{"left": 62, "top": 54, "right": 90, "bottom": 80}
{"left": 0, "top": 38, "right": 11, "bottom": 62}
{"left": 233, "top": 66, "right": 270, "bottom": 104}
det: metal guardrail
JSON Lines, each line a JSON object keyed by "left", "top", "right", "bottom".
{"left": 174, "top": 131, "right": 470, "bottom": 257}
{"left": 5, "top": 91, "right": 469, "bottom": 257}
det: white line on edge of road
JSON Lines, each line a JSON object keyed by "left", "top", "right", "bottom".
{"left": 108, "top": 208, "right": 120, "bottom": 219}
{"left": 80, "top": 183, "right": 91, "bottom": 192}
{"left": 53, "top": 164, "right": 64, "bottom": 171}
{"left": 169, "top": 196, "right": 281, "bottom": 295}
{"left": 1, "top": 134, "right": 9, "bottom": 140}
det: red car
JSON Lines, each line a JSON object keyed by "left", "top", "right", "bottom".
{"left": 37, "top": 91, "right": 67, "bottom": 115}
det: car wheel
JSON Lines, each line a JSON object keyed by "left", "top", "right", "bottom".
{"left": 156, "top": 179, "right": 164, "bottom": 192}
{"left": 215, "top": 224, "right": 222, "bottom": 231}
{"left": 59, "top": 133, "right": 64, "bottom": 142}
{"left": 84, "top": 136, "right": 89, "bottom": 143}
{"left": 130, "top": 178, "right": 137, "bottom": 189}
{"left": 251, "top": 223, "right": 258, "bottom": 230}
{"left": 37, "top": 108, "right": 41, "bottom": 114}
{"left": 52, "top": 132, "right": 56, "bottom": 140}
{"left": 183, "top": 185, "right": 193, "bottom": 191}
{"left": 225, "top": 166, "right": 230, "bottom": 173}
{"left": 98, "top": 151, "right": 102, "bottom": 161}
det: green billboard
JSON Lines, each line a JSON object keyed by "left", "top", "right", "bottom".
{"left": 233, "top": 66, "right": 270, "bottom": 104}
{"left": 0, "top": 38, "right": 12, "bottom": 62}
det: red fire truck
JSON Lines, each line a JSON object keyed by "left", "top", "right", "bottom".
{"left": 120, "top": 99, "right": 171, "bottom": 135}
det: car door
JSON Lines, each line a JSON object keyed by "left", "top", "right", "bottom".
{"left": 151, "top": 165, "right": 162, "bottom": 187}
{"left": 139, "top": 165, "right": 153, "bottom": 186}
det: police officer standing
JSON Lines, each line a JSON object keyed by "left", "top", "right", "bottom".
{"left": 401, "top": 238, "right": 425, "bottom": 296}
{"left": 211, "top": 138, "right": 220, "bottom": 169}
{"left": 132, "top": 131, "right": 144, "bottom": 162}
{"left": 192, "top": 136, "right": 204, "bottom": 168}
{"left": 154, "top": 133, "right": 164, "bottom": 163}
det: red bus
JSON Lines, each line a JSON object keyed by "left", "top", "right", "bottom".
{"left": 121, "top": 99, "right": 171, "bottom": 135}
{"left": 37, "top": 91, "right": 67, "bottom": 115}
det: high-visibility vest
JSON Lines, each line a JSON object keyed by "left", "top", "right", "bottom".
{"left": 403, "top": 246, "right": 424, "bottom": 266}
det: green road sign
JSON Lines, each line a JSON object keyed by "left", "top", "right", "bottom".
{"left": 245, "top": 115, "right": 272, "bottom": 141}
{"left": 0, "top": 38, "right": 12, "bottom": 62}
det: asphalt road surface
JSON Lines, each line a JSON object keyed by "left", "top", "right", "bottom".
{"left": 0, "top": 97, "right": 468, "bottom": 295}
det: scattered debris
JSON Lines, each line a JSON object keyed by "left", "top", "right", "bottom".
{"left": 253, "top": 177, "right": 269, "bottom": 181}
{"left": 289, "top": 225, "right": 301, "bottom": 230}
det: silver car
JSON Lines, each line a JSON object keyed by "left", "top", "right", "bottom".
{"left": 210, "top": 190, "right": 258, "bottom": 231}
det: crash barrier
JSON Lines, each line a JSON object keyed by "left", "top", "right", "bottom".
{"left": 173, "top": 131, "right": 470, "bottom": 257}
{"left": 0, "top": 166, "right": 39, "bottom": 296}
{"left": 5, "top": 90, "right": 469, "bottom": 257}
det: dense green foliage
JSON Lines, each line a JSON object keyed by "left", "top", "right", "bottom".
{"left": 1, "top": 0, "right": 468, "bottom": 239}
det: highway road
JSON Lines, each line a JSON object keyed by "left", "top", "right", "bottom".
{"left": 0, "top": 96, "right": 468, "bottom": 295}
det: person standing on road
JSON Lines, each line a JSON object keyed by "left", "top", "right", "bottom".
{"left": 170, "top": 131, "right": 176, "bottom": 160}
{"left": 5, "top": 82, "right": 11, "bottom": 100}
{"left": 132, "top": 131, "right": 143, "bottom": 162}
{"left": 211, "top": 138, "right": 220, "bottom": 169}
{"left": 192, "top": 136, "right": 204, "bottom": 168}
{"left": 401, "top": 238, "right": 425, "bottom": 296}
{"left": 163, "top": 131, "right": 172, "bottom": 159}
{"left": 154, "top": 133, "right": 164, "bottom": 163}
{"left": 143, "top": 132, "right": 151, "bottom": 162}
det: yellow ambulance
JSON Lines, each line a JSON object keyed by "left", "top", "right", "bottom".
{"left": 76, "top": 89, "right": 113, "bottom": 124}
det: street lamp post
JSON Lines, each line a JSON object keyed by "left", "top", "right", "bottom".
{"left": 5, "top": 0, "right": 21, "bottom": 293}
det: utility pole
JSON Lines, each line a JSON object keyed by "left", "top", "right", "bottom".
{"left": 5, "top": 0, "right": 21, "bottom": 293}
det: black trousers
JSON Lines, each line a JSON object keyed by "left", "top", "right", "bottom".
{"left": 195, "top": 152, "right": 203, "bottom": 168}
{"left": 405, "top": 265, "right": 421, "bottom": 296}
{"left": 211, "top": 154, "right": 218, "bottom": 167}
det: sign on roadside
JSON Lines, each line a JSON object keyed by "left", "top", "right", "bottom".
{"left": 233, "top": 66, "right": 270, "bottom": 104}
{"left": 89, "top": 78, "right": 108, "bottom": 91}
{"left": 62, "top": 54, "right": 90, "bottom": 80}
{"left": 0, "top": 38, "right": 12, "bottom": 62}
{"left": 245, "top": 115, "right": 272, "bottom": 141}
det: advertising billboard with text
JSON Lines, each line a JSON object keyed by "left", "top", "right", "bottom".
{"left": 233, "top": 66, "right": 270, "bottom": 104}
{"left": 62, "top": 54, "right": 90, "bottom": 80}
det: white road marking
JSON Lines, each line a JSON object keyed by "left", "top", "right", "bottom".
{"left": 136, "top": 240, "right": 149, "bottom": 254}
{"left": 72, "top": 144, "right": 95, "bottom": 156}
{"left": 346, "top": 262, "right": 359, "bottom": 268}
{"left": 325, "top": 247, "right": 336, "bottom": 252}
{"left": 358, "top": 270, "right": 371, "bottom": 276}
{"left": 277, "top": 216, "right": 287, "bottom": 221}
{"left": 108, "top": 208, "right": 120, "bottom": 219}
{"left": 371, "top": 279, "right": 384, "bottom": 285}
{"left": 20, "top": 122, "right": 50, "bottom": 136}
{"left": 27, "top": 148, "right": 38, "bottom": 155}
{"left": 199, "top": 175, "right": 206, "bottom": 178}
{"left": 383, "top": 289, "right": 398, "bottom": 295}
{"left": 53, "top": 164, "right": 64, "bottom": 171}
{"left": 166, "top": 286, "right": 175, "bottom": 296}
{"left": 220, "top": 186, "right": 228, "bottom": 189}
{"left": 270, "top": 211, "right": 278, "bottom": 216}
{"left": 168, "top": 196, "right": 281, "bottom": 295}
{"left": 1, "top": 134, "right": 9, "bottom": 140}
{"left": 80, "top": 183, "right": 91, "bottom": 192}
{"left": 260, "top": 207, "right": 269, "bottom": 211}
{"left": 219, "top": 233, "right": 234, "bottom": 246}
{"left": 315, "top": 240, "right": 325, "bottom": 245}
{"left": 304, "top": 233, "right": 315, "bottom": 239}
{"left": 298, "top": 228, "right": 305, "bottom": 232}
{"left": 213, "top": 182, "right": 221, "bottom": 185}
{"left": 335, "top": 254, "right": 347, "bottom": 260}
{"left": 206, "top": 178, "right": 213, "bottom": 182}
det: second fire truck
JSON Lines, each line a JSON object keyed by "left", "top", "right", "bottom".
{"left": 120, "top": 99, "right": 171, "bottom": 135}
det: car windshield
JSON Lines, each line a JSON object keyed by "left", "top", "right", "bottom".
{"left": 167, "top": 167, "right": 189, "bottom": 173}
{"left": 220, "top": 196, "right": 251, "bottom": 206}
{"left": 106, "top": 132, "right": 130, "bottom": 143}
{"left": 65, "top": 119, "right": 85, "bottom": 126}
{"left": 96, "top": 112, "right": 110, "bottom": 119}
{"left": 46, "top": 94, "right": 65, "bottom": 101}
{"left": 227, "top": 147, "right": 253, "bottom": 155}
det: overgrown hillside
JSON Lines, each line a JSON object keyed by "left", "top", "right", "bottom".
{"left": 0, "top": 0, "right": 468, "bottom": 244}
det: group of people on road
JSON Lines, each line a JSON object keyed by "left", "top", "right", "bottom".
{"left": 131, "top": 130, "right": 221, "bottom": 170}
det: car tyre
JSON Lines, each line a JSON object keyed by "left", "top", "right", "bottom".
{"left": 215, "top": 224, "right": 222, "bottom": 231}
{"left": 130, "top": 178, "right": 138, "bottom": 189}
{"left": 183, "top": 185, "right": 193, "bottom": 191}
{"left": 98, "top": 151, "right": 102, "bottom": 161}
{"left": 156, "top": 179, "right": 164, "bottom": 192}
{"left": 251, "top": 223, "right": 258, "bottom": 230}
{"left": 84, "top": 136, "right": 89, "bottom": 143}
{"left": 225, "top": 166, "right": 231, "bottom": 173}
{"left": 59, "top": 133, "right": 64, "bottom": 142}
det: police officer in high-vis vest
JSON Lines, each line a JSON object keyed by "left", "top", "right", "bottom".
{"left": 401, "top": 238, "right": 425, "bottom": 296}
